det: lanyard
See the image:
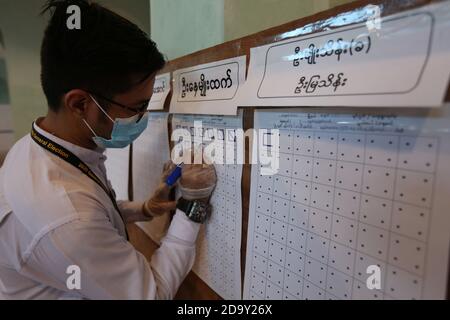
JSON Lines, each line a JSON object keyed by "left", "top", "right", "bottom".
{"left": 30, "top": 126, "right": 129, "bottom": 240}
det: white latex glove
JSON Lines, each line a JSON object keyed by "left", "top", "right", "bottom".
{"left": 178, "top": 163, "right": 217, "bottom": 201}
{"left": 142, "top": 161, "right": 177, "bottom": 218}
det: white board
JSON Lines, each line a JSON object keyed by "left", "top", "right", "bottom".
{"left": 172, "top": 113, "right": 243, "bottom": 300}
{"left": 170, "top": 56, "right": 246, "bottom": 115}
{"left": 105, "top": 146, "right": 130, "bottom": 201}
{"left": 244, "top": 106, "right": 450, "bottom": 300}
{"left": 148, "top": 73, "right": 171, "bottom": 111}
{"left": 238, "top": 2, "right": 450, "bottom": 108}
{"left": 133, "top": 113, "right": 171, "bottom": 244}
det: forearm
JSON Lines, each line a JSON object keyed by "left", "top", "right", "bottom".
{"left": 117, "top": 200, "right": 150, "bottom": 223}
{"left": 150, "top": 210, "right": 201, "bottom": 299}
{"left": 115, "top": 206, "right": 201, "bottom": 299}
{"left": 26, "top": 213, "right": 200, "bottom": 300}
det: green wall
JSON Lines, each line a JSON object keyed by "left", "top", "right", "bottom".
{"left": 150, "top": 0, "right": 225, "bottom": 60}
{"left": 224, "top": 0, "right": 330, "bottom": 42}
{"left": 151, "top": 0, "right": 356, "bottom": 59}
{"left": 224, "top": 0, "right": 356, "bottom": 41}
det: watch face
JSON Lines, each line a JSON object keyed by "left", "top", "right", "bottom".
{"left": 190, "top": 202, "right": 209, "bottom": 223}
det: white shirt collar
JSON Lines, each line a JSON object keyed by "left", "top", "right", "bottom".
{"left": 32, "top": 118, "right": 107, "bottom": 166}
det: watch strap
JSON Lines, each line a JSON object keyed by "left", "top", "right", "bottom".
{"left": 177, "top": 198, "right": 209, "bottom": 224}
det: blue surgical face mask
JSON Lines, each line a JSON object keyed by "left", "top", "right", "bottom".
{"left": 83, "top": 95, "right": 149, "bottom": 149}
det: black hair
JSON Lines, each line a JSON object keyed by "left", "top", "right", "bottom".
{"left": 40, "top": 0, "right": 166, "bottom": 112}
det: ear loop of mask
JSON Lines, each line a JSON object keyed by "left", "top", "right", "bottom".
{"left": 89, "top": 95, "right": 115, "bottom": 123}
{"left": 83, "top": 95, "right": 114, "bottom": 138}
{"left": 83, "top": 118, "right": 99, "bottom": 138}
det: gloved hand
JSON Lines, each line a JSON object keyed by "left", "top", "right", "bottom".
{"left": 179, "top": 163, "right": 217, "bottom": 201}
{"left": 142, "top": 161, "right": 177, "bottom": 218}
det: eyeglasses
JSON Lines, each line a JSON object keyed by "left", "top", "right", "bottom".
{"left": 89, "top": 91, "right": 150, "bottom": 120}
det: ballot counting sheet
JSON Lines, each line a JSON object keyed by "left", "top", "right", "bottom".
{"left": 105, "top": 146, "right": 130, "bottom": 201}
{"left": 244, "top": 107, "right": 450, "bottom": 300}
{"left": 172, "top": 113, "right": 243, "bottom": 300}
{"left": 133, "top": 113, "right": 171, "bottom": 244}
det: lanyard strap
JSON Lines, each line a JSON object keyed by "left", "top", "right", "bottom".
{"left": 30, "top": 126, "right": 129, "bottom": 240}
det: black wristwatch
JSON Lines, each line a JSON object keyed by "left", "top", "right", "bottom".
{"left": 176, "top": 198, "right": 210, "bottom": 224}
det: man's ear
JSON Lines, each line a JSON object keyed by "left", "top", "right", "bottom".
{"left": 64, "top": 89, "right": 91, "bottom": 119}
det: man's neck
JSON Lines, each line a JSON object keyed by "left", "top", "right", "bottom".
{"left": 39, "top": 112, "right": 97, "bottom": 150}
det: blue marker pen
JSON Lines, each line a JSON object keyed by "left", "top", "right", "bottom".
{"left": 165, "top": 163, "right": 183, "bottom": 187}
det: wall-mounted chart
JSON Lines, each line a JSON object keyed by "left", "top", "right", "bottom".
{"left": 244, "top": 106, "right": 450, "bottom": 300}
{"left": 172, "top": 113, "right": 243, "bottom": 300}
{"left": 133, "top": 113, "right": 171, "bottom": 244}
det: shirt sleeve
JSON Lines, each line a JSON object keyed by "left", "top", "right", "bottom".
{"left": 20, "top": 210, "right": 201, "bottom": 300}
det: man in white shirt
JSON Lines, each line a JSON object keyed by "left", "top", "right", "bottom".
{"left": 0, "top": 0, "right": 216, "bottom": 300}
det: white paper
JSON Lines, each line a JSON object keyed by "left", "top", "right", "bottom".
{"left": 148, "top": 73, "right": 171, "bottom": 111}
{"left": 105, "top": 146, "right": 130, "bottom": 201}
{"left": 244, "top": 106, "right": 450, "bottom": 300}
{"left": 170, "top": 56, "right": 246, "bottom": 115}
{"left": 172, "top": 113, "right": 243, "bottom": 300}
{"left": 133, "top": 113, "right": 171, "bottom": 244}
{"left": 238, "top": 2, "right": 450, "bottom": 108}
